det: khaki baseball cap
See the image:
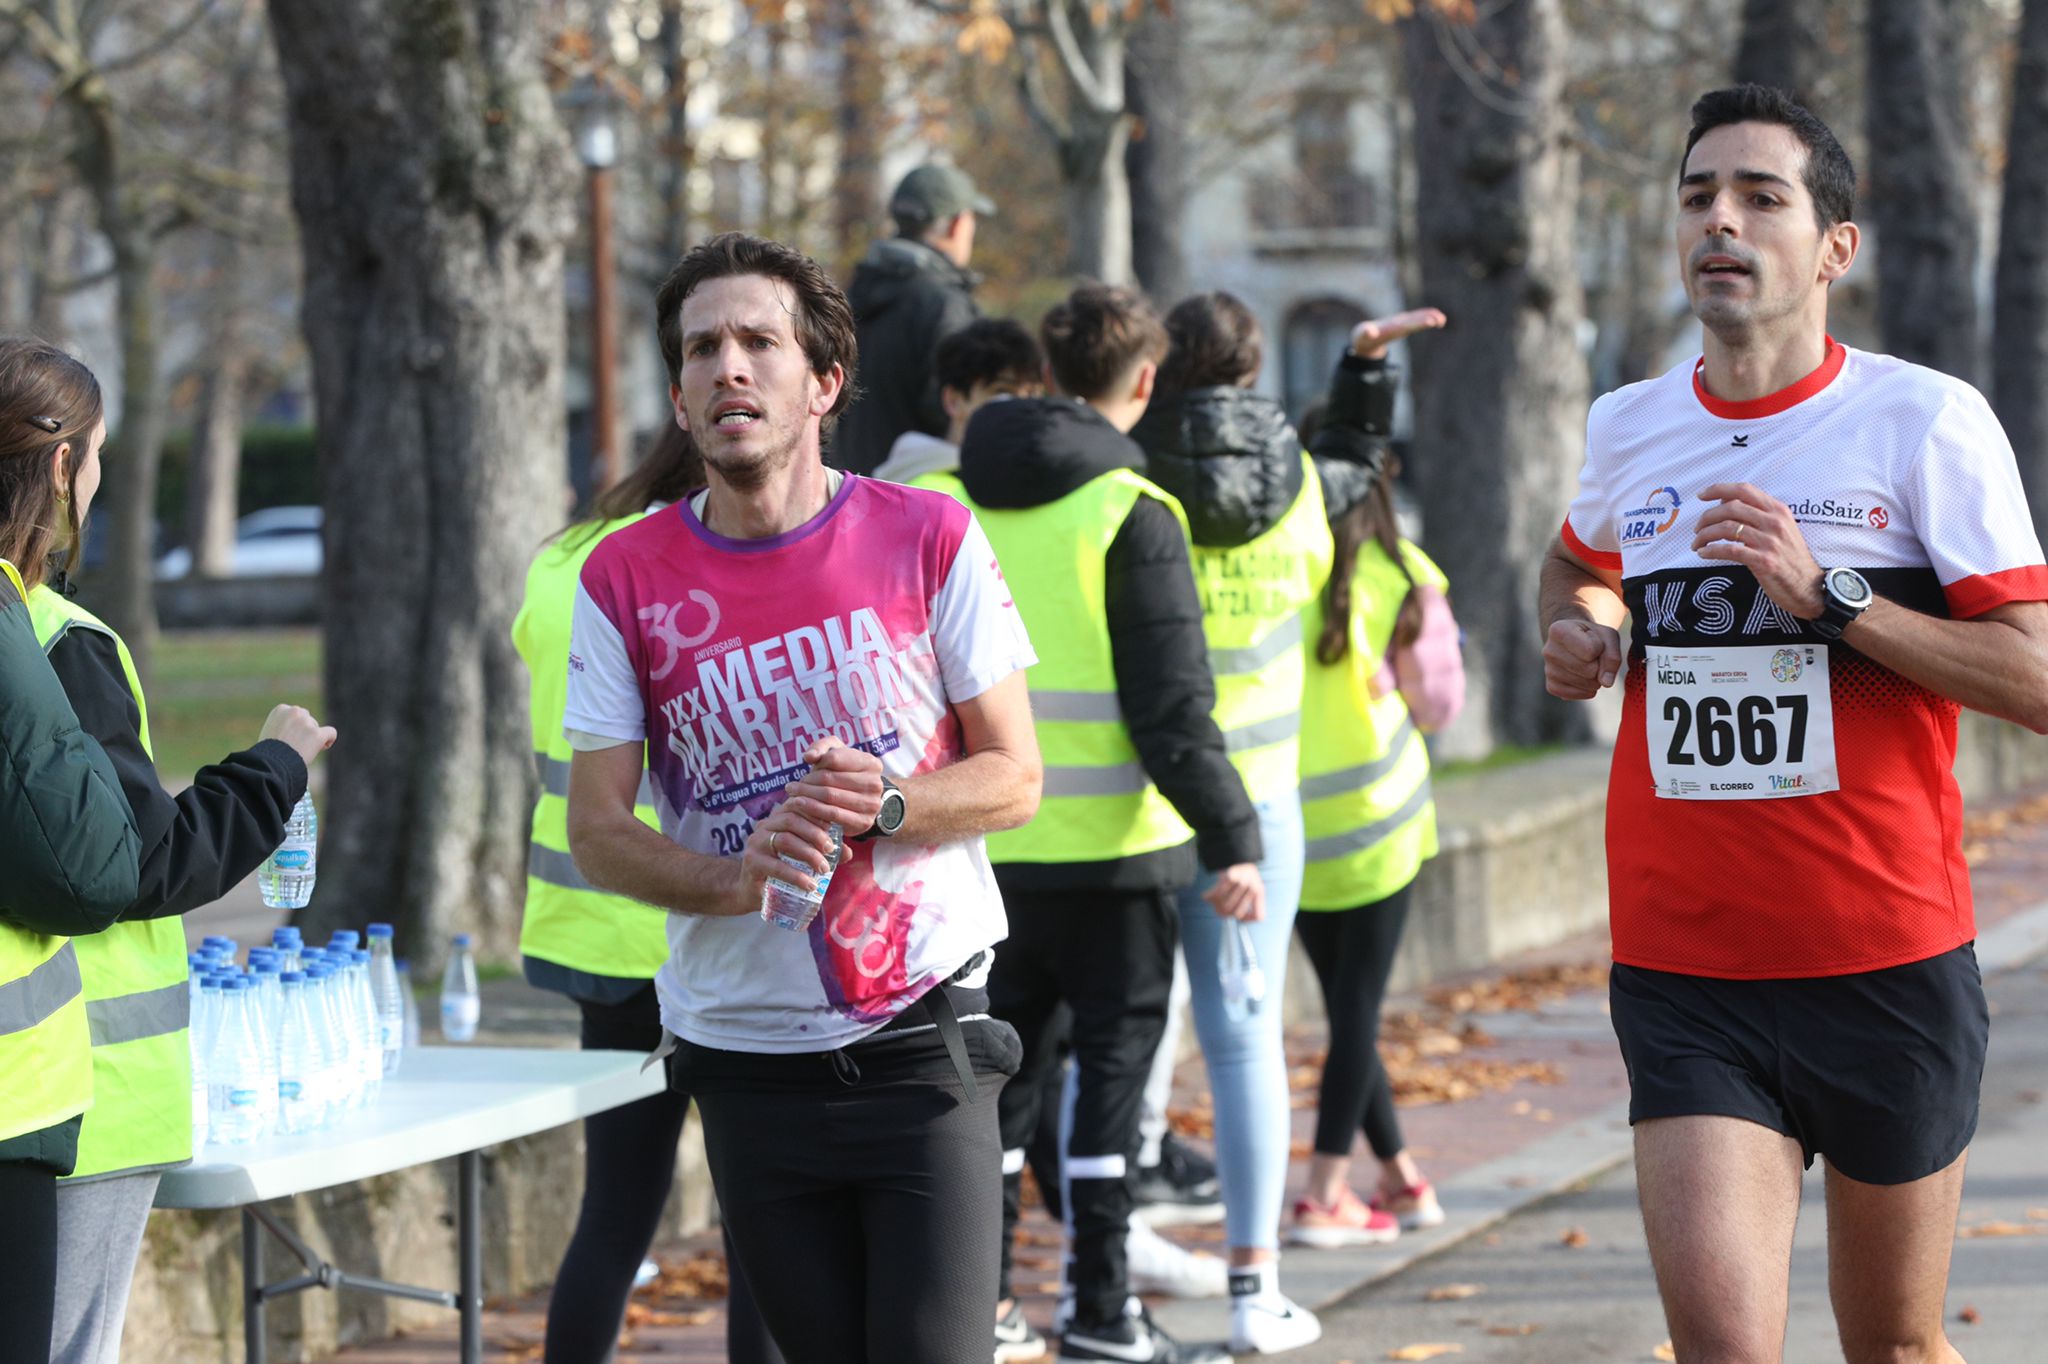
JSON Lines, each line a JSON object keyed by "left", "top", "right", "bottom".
{"left": 890, "top": 163, "right": 996, "bottom": 223}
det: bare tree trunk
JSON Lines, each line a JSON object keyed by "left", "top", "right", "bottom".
{"left": 185, "top": 350, "right": 247, "bottom": 579}
{"left": 1997, "top": 0, "right": 2048, "bottom": 541}
{"left": 266, "top": 0, "right": 575, "bottom": 964}
{"left": 1402, "top": 0, "right": 1589, "bottom": 753}
{"left": 1125, "top": 11, "right": 1187, "bottom": 306}
{"left": 1062, "top": 98, "right": 1132, "bottom": 286}
{"left": 1866, "top": 0, "right": 1982, "bottom": 382}
{"left": 653, "top": 0, "right": 693, "bottom": 275}
{"left": 1734, "top": 0, "right": 1828, "bottom": 100}
{"left": 27, "top": 191, "right": 71, "bottom": 341}
{"left": 829, "top": 0, "right": 883, "bottom": 274}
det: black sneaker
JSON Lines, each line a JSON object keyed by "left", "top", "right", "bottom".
{"left": 1130, "top": 1133, "right": 1224, "bottom": 1227}
{"left": 996, "top": 1300, "right": 1049, "bottom": 1362}
{"left": 1057, "top": 1306, "right": 1232, "bottom": 1362}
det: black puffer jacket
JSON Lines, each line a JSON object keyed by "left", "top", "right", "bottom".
{"left": 1132, "top": 355, "right": 1399, "bottom": 544}
{"left": 958, "top": 398, "right": 1261, "bottom": 889}
{"left": 830, "top": 237, "right": 981, "bottom": 476}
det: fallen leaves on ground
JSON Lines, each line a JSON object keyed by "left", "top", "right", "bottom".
{"left": 1388, "top": 1345, "right": 1463, "bottom": 1360}
{"left": 1653, "top": 1343, "right": 1677, "bottom": 1362}
{"left": 1958, "top": 1305, "right": 1982, "bottom": 1325}
{"left": 1486, "top": 1323, "right": 1540, "bottom": 1336}
{"left": 493, "top": 1337, "right": 544, "bottom": 1361}
{"left": 623, "top": 1302, "right": 714, "bottom": 1328}
{"left": 1559, "top": 1226, "right": 1590, "bottom": 1248}
{"left": 1956, "top": 1220, "right": 2048, "bottom": 1238}
{"left": 637, "top": 1249, "right": 730, "bottom": 1300}
{"left": 1426, "top": 962, "right": 1609, "bottom": 1016}
{"left": 2027, "top": 1208, "right": 2048, "bottom": 1222}
{"left": 1424, "top": 1283, "right": 1483, "bottom": 1301}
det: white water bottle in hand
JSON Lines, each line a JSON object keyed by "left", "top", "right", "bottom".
{"left": 260, "top": 794, "right": 318, "bottom": 910}
{"left": 760, "top": 823, "right": 843, "bottom": 932}
{"left": 1219, "top": 921, "right": 1266, "bottom": 1024}
{"left": 440, "top": 934, "right": 480, "bottom": 1042}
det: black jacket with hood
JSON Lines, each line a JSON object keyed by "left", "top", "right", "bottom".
{"left": 1132, "top": 354, "right": 1399, "bottom": 547}
{"left": 958, "top": 397, "right": 1262, "bottom": 890}
{"left": 831, "top": 237, "right": 981, "bottom": 476}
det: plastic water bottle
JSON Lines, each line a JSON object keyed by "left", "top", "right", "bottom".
{"left": 396, "top": 961, "right": 421, "bottom": 1048}
{"left": 759, "top": 823, "right": 843, "bottom": 931}
{"left": 189, "top": 971, "right": 217, "bottom": 1149}
{"left": 302, "top": 964, "right": 346, "bottom": 1119}
{"left": 1218, "top": 921, "right": 1266, "bottom": 1024}
{"left": 348, "top": 949, "right": 383, "bottom": 1099}
{"left": 440, "top": 935, "right": 480, "bottom": 1042}
{"left": 271, "top": 927, "right": 302, "bottom": 973}
{"left": 259, "top": 794, "right": 318, "bottom": 910}
{"left": 365, "top": 924, "right": 406, "bottom": 1076}
{"left": 208, "top": 979, "right": 267, "bottom": 1144}
{"left": 275, "top": 971, "right": 318, "bottom": 1134}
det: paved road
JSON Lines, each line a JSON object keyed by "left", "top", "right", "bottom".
{"left": 1285, "top": 954, "right": 2048, "bottom": 1364}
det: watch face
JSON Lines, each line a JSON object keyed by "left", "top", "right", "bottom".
{"left": 876, "top": 788, "right": 906, "bottom": 835}
{"left": 1826, "top": 567, "right": 1873, "bottom": 609}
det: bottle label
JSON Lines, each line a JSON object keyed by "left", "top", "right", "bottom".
{"left": 279, "top": 1080, "right": 301, "bottom": 1100}
{"left": 272, "top": 849, "right": 312, "bottom": 870}
{"left": 442, "top": 997, "right": 481, "bottom": 1027}
{"left": 229, "top": 1088, "right": 259, "bottom": 1107}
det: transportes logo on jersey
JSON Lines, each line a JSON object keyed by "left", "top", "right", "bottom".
{"left": 1782, "top": 495, "right": 1875, "bottom": 529}
{"left": 1620, "top": 486, "right": 1683, "bottom": 547}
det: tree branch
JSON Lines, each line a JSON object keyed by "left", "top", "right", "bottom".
{"left": 1042, "top": 0, "right": 1120, "bottom": 117}
{"left": 96, "top": 0, "right": 221, "bottom": 78}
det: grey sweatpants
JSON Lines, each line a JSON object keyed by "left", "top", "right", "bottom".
{"left": 51, "top": 1171, "right": 161, "bottom": 1364}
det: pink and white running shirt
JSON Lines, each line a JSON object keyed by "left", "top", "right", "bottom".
{"left": 564, "top": 475, "right": 1035, "bottom": 1052}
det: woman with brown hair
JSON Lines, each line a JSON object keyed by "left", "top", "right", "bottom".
{"left": 0, "top": 337, "right": 335, "bottom": 1364}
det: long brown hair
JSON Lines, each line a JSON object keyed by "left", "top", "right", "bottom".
{"left": 554, "top": 422, "right": 704, "bottom": 554}
{"left": 1318, "top": 460, "right": 1421, "bottom": 666}
{"left": 0, "top": 338, "right": 104, "bottom": 591}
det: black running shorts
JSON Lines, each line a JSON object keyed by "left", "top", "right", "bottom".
{"left": 1609, "top": 942, "right": 1988, "bottom": 1185}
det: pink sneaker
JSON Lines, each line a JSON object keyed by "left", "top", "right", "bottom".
{"left": 1371, "top": 1180, "right": 1446, "bottom": 1231}
{"left": 1286, "top": 1186, "right": 1400, "bottom": 1248}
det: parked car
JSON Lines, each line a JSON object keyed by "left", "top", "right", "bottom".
{"left": 155, "top": 505, "right": 323, "bottom": 580}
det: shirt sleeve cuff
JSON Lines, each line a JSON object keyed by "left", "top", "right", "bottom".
{"left": 1560, "top": 517, "right": 1623, "bottom": 572}
{"left": 1943, "top": 565, "right": 2048, "bottom": 619}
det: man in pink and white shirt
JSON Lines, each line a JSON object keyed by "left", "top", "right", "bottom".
{"left": 564, "top": 232, "right": 1041, "bottom": 1364}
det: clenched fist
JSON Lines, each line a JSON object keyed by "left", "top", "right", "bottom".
{"left": 1544, "top": 620, "right": 1623, "bottom": 700}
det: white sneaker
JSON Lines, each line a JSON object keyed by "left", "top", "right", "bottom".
{"left": 1229, "top": 1294, "right": 1322, "bottom": 1354}
{"left": 1126, "top": 1217, "right": 1228, "bottom": 1298}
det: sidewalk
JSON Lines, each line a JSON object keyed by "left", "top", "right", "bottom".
{"left": 315, "top": 782, "right": 2048, "bottom": 1362}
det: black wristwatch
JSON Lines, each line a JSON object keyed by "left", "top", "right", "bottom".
{"left": 1810, "top": 566, "right": 1873, "bottom": 640}
{"left": 854, "top": 776, "right": 906, "bottom": 841}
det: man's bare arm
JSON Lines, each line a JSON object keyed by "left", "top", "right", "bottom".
{"left": 780, "top": 670, "right": 1044, "bottom": 844}
{"left": 567, "top": 742, "right": 839, "bottom": 917}
{"left": 1693, "top": 481, "right": 2048, "bottom": 733}
{"left": 1539, "top": 536, "right": 1628, "bottom": 700}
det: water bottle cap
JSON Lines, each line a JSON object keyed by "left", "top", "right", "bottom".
{"left": 252, "top": 959, "right": 281, "bottom": 973}
{"left": 330, "top": 931, "right": 360, "bottom": 947}
{"left": 453, "top": 933, "right": 472, "bottom": 948}
{"left": 350, "top": 949, "right": 369, "bottom": 964}
{"left": 248, "top": 947, "right": 276, "bottom": 961}
{"left": 280, "top": 970, "right": 306, "bottom": 984}
{"left": 366, "top": 922, "right": 394, "bottom": 938}
{"left": 200, "top": 975, "right": 223, "bottom": 990}
{"left": 223, "top": 976, "right": 250, "bottom": 990}
{"left": 203, "top": 936, "right": 235, "bottom": 951}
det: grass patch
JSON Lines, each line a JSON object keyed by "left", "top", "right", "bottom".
{"left": 150, "top": 628, "right": 322, "bottom": 784}
{"left": 1435, "top": 741, "right": 1565, "bottom": 781}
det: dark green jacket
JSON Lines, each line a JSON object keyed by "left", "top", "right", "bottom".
{"left": 0, "top": 565, "right": 140, "bottom": 1172}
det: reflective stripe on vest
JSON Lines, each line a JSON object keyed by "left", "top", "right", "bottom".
{"left": 27, "top": 587, "right": 193, "bottom": 1179}
{"left": 1298, "top": 538, "right": 1445, "bottom": 910}
{"left": 514, "top": 517, "right": 672, "bottom": 981}
{"left": 965, "top": 470, "right": 1196, "bottom": 864}
{"left": 1189, "top": 453, "right": 1333, "bottom": 803}
{"left": 0, "top": 931, "right": 92, "bottom": 1145}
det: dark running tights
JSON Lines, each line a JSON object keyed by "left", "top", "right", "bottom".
{"left": 1294, "top": 885, "right": 1414, "bottom": 1161}
{"left": 544, "top": 988, "right": 782, "bottom": 1364}
{"left": 0, "top": 1159, "right": 58, "bottom": 1363}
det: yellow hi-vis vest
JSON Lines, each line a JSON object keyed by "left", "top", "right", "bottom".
{"left": 909, "top": 469, "right": 965, "bottom": 500}
{"left": 0, "top": 558, "right": 94, "bottom": 1150}
{"left": 964, "top": 469, "right": 1196, "bottom": 864}
{"left": 1188, "top": 451, "right": 1334, "bottom": 804}
{"left": 513, "top": 517, "right": 669, "bottom": 981}
{"left": 28, "top": 586, "right": 192, "bottom": 1180}
{"left": 1299, "top": 539, "right": 1444, "bottom": 909}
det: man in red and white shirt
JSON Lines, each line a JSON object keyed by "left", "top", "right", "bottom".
{"left": 1541, "top": 86, "right": 2048, "bottom": 1363}
{"left": 564, "top": 232, "right": 1041, "bottom": 1363}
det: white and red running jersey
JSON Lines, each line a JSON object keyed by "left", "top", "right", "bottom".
{"left": 1564, "top": 339, "right": 2048, "bottom": 978}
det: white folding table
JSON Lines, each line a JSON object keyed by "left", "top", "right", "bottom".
{"left": 155, "top": 1046, "right": 666, "bottom": 1363}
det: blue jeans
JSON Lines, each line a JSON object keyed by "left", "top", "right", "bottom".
{"left": 1176, "top": 792, "right": 1304, "bottom": 1251}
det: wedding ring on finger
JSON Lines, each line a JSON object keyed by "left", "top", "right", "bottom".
{"left": 770, "top": 832, "right": 781, "bottom": 857}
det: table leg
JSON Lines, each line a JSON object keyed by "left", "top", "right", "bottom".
{"left": 459, "top": 1150, "right": 482, "bottom": 1364}
{"left": 242, "top": 1208, "right": 266, "bottom": 1364}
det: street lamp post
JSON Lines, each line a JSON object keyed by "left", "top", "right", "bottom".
{"left": 573, "top": 78, "right": 622, "bottom": 494}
